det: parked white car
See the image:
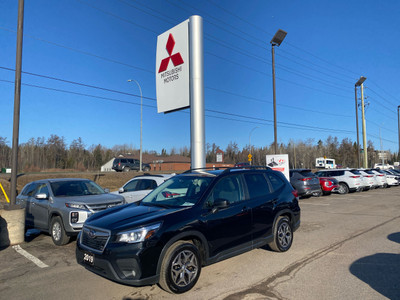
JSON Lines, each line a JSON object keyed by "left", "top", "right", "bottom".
{"left": 369, "top": 169, "right": 387, "bottom": 188}
{"left": 373, "top": 163, "right": 394, "bottom": 170}
{"left": 112, "top": 174, "right": 175, "bottom": 203}
{"left": 358, "top": 169, "right": 376, "bottom": 190}
{"left": 376, "top": 169, "right": 399, "bottom": 186}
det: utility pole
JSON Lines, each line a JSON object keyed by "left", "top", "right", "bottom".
{"left": 10, "top": 0, "right": 24, "bottom": 207}
{"left": 354, "top": 76, "right": 366, "bottom": 168}
{"left": 360, "top": 82, "right": 368, "bottom": 168}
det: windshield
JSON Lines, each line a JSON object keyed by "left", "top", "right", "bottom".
{"left": 142, "top": 175, "right": 213, "bottom": 207}
{"left": 50, "top": 180, "right": 105, "bottom": 197}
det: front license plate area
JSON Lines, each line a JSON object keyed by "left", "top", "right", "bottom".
{"left": 83, "top": 252, "right": 94, "bottom": 265}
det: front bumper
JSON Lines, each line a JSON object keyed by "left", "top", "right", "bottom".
{"left": 76, "top": 236, "right": 160, "bottom": 286}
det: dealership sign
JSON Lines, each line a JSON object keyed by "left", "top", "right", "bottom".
{"left": 266, "top": 154, "right": 289, "bottom": 181}
{"left": 156, "top": 20, "right": 189, "bottom": 113}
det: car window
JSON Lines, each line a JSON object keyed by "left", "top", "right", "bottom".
{"left": 22, "top": 183, "right": 37, "bottom": 196}
{"left": 143, "top": 176, "right": 213, "bottom": 207}
{"left": 51, "top": 180, "right": 105, "bottom": 197}
{"left": 207, "top": 175, "right": 244, "bottom": 205}
{"left": 138, "top": 179, "right": 158, "bottom": 190}
{"left": 349, "top": 170, "right": 362, "bottom": 175}
{"left": 267, "top": 173, "right": 285, "bottom": 191}
{"left": 124, "top": 179, "right": 140, "bottom": 192}
{"left": 244, "top": 173, "right": 271, "bottom": 198}
{"left": 34, "top": 183, "right": 49, "bottom": 197}
{"left": 299, "top": 170, "right": 315, "bottom": 177}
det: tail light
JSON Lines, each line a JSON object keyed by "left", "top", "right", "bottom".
{"left": 350, "top": 176, "right": 360, "bottom": 178}
{"left": 299, "top": 178, "right": 312, "bottom": 181}
{"left": 292, "top": 190, "right": 299, "bottom": 198}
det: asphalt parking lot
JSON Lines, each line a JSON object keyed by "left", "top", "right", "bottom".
{"left": 1, "top": 187, "right": 399, "bottom": 300}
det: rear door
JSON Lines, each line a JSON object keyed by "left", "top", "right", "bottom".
{"left": 243, "top": 172, "right": 276, "bottom": 244}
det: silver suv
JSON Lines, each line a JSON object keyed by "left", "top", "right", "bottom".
{"left": 16, "top": 178, "right": 125, "bottom": 245}
{"left": 314, "top": 169, "right": 362, "bottom": 194}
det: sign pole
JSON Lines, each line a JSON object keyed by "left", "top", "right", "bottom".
{"left": 189, "top": 15, "right": 205, "bottom": 169}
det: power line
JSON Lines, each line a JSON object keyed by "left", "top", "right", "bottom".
{"left": 206, "top": 0, "right": 360, "bottom": 78}
{"left": 1, "top": 66, "right": 353, "bottom": 117}
{"left": 0, "top": 78, "right": 354, "bottom": 135}
{"left": 0, "top": 26, "right": 154, "bottom": 75}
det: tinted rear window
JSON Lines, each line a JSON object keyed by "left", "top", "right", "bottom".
{"left": 244, "top": 173, "right": 271, "bottom": 198}
{"left": 349, "top": 170, "right": 362, "bottom": 175}
{"left": 298, "top": 171, "right": 316, "bottom": 177}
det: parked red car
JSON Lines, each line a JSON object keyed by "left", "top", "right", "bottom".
{"left": 318, "top": 177, "right": 339, "bottom": 195}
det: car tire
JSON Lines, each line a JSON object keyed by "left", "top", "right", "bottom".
{"left": 337, "top": 183, "right": 349, "bottom": 194}
{"left": 123, "top": 167, "right": 130, "bottom": 172}
{"left": 159, "top": 241, "right": 201, "bottom": 294}
{"left": 269, "top": 216, "right": 293, "bottom": 252}
{"left": 143, "top": 166, "right": 150, "bottom": 172}
{"left": 50, "top": 216, "right": 70, "bottom": 246}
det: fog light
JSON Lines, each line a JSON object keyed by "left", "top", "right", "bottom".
{"left": 71, "top": 212, "right": 79, "bottom": 223}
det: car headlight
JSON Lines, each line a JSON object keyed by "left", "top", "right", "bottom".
{"left": 117, "top": 223, "right": 161, "bottom": 244}
{"left": 65, "top": 203, "right": 86, "bottom": 209}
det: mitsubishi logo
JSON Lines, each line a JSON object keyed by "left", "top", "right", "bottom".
{"left": 158, "top": 34, "right": 184, "bottom": 73}
{"left": 88, "top": 229, "right": 96, "bottom": 239}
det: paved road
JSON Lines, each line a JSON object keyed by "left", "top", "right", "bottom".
{"left": 1, "top": 187, "right": 399, "bottom": 300}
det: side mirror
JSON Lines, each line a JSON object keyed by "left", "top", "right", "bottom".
{"left": 35, "top": 193, "right": 48, "bottom": 200}
{"left": 213, "top": 198, "right": 229, "bottom": 209}
{"left": 104, "top": 188, "right": 110, "bottom": 193}
{"left": 118, "top": 187, "right": 124, "bottom": 193}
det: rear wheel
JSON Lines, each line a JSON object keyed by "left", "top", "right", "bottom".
{"left": 143, "top": 166, "right": 150, "bottom": 172}
{"left": 337, "top": 183, "right": 349, "bottom": 194}
{"left": 50, "top": 216, "right": 70, "bottom": 246}
{"left": 159, "top": 241, "right": 201, "bottom": 294}
{"left": 269, "top": 216, "right": 293, "bottom": 252}
{"left": 123, "top": 166, "right": 130, "bottom": 172}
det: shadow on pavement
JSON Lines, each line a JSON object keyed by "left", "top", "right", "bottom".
{"left": 349, "top": 232, "right": 400, "bottom": 300}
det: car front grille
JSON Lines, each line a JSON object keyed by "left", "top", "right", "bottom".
{"left": 81, "top": 226, "right": 110, "bottom": 253}
{"left": 86, "top": 201, "right": 124, "bottom": 212}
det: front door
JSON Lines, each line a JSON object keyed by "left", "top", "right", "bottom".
{"left": 202, "top": 174, "right": 252, "bottom": 258}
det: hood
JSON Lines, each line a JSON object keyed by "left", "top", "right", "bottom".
{"left": 54, "top": 192, "right": 124, "bottom": 204}
{"left": 85, "top": 203, "right": 183, "bottom": 232}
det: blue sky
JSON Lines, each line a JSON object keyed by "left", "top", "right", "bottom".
{"left": 1, "top": 0, "right": 399, "bottom": 154}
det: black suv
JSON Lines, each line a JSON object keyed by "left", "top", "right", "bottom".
{"left": 76, "top": 167, "right": 300, "bottom": 293}
{"left": 112, "top": 158, "right": 151, "bottom": 172}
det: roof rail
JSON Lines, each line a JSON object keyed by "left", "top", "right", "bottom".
{"left": 221, "top": 165, "right": 270, "bottom": 174}
{"left": 181, "top": 166, "right": 228, "bottom": 174}
{"left": 182, "top": 165, "right": 271, "bottom": 175}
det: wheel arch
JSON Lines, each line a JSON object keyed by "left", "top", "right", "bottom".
{"left": 47, "top": 211, "right": 63, "bottom": 232}
{"left": 156, "top": 230, "right": 209, "bottom": 276}
{"left": 272, "top": 209, "right": 295, "bottom": 233}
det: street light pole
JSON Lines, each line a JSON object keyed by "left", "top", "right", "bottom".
{"left": 249, "top": 127, "right": 259, "bottom": 166}
{"left": 354, "top": 76, "right": 366, "bottom": 168}
{"left": 398, "top": 105, "right": 400, "bottom": 157}
{"left": 270, "top": 29, "right": 287, "bottom": 155}
{"left": 127, "top": 79, "right": 143, "bottom": 172}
